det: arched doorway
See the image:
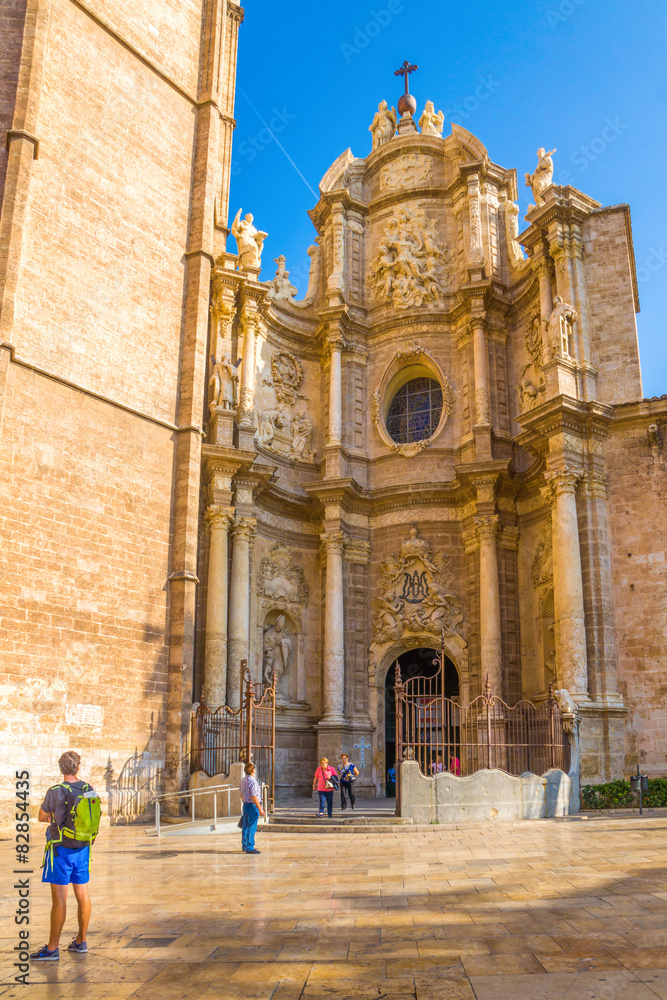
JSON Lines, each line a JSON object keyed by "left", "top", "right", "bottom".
{"left": 384, "top": 647, "right": 459, "bottom": 796}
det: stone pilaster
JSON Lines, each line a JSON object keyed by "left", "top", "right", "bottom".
{"left": 203, "top": 504, "right": 234, "bottom": 708}
{"left": 577, "top": 471, "right": 623, "bottom": 706}
{"left": 236, "top": 298, "right": 258, "bottom": 448}
{"left": 542, "top": 468, "right": 590, "bottom": 701}
{"left": 227, "top": 515, "right": 256, "bottom": 708}
{"left": 474, "top": 515, "right": 503, "bottom": 697}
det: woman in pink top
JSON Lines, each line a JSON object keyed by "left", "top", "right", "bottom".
{"left": 312, "top": 757, "right": 337, "bottom": 817}
{"left": 449, "top": 755, "right": 461, "bottom": 776}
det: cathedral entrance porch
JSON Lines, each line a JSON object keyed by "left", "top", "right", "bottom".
{"left": 384, "top": 646, "right": 460, "bottom": 796}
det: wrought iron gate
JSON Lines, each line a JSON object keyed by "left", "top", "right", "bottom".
{"left": 189, "top": 660, "right": 276, "bottom": 810}
{"left": 394, "top": 637, "right": 570, "bottom": 815}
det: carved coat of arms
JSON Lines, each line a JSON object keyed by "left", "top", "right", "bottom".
{"left": 371, "top": 528, "right": 463, "bottom": 647}
{"left": 257, "top": 543, "right": 309, "bottom": 605}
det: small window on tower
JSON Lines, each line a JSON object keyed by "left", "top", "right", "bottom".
{"left": 385, "top": 377, "right": 443, "bottom": 445}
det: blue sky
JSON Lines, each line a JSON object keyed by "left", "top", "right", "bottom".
{"left": 229, "top": 0, "right": 667, "bottom": 397}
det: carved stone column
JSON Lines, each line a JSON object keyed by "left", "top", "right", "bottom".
{"left": 475, "top": 515, "right": 503, "bottom": 696}
{"left": 203, "top": 504, "right": 234, "bottom": 707}
{"left": 543, "top": 468, "right": 589, "bottom": 700}
{"left": 327, "top": 334, "right": 344, "bottom": 446}
{"left": 320, "top": 530, "right": 346, "bottom": 724}
{"left": 472, "top": 317, "right": 490, "bottom": 427}
{"left": 227, "top": 515, "right": 256, "bottom": 708}
{"left": 326, "top": 203, "right": 346, "bottom": 303}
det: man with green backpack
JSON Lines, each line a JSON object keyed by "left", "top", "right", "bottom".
{"left": 31, "top": 751, "right": 101, "bottom": 962}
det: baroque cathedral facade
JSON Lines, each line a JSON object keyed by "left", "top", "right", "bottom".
{"left": 204, "top": 105, "right": 666, "bottom": 798}
{"left": 1, "top": 1, "right": 665, "bottom": 820}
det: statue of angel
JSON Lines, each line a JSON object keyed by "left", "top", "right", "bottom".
{"left": 369, "top": 100, "right": 397, "bottom": 150}
{"left": 418, "top": 100, "right": 444, "bottom": 138}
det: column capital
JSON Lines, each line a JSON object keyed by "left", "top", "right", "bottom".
{"left": 324, "top": 332, "right": 347, "bottom": 357}
{"left": 474, "top": 514, "right": 501, "bottom": 542}
{"left": 543, "top": 466, "right": 583, "bottom": 504}
{"left": 205, "top": 504, "right": 234, "bottom": 530}
{"left": 231, "top": 516, "right": 257, "bottom": 543}
{"left": 320, "top": 530, "right": 346, "bottom": 556}
{"left": 500, "top": 525, "right": 520, "bottom": 551}
{"left": 345, "top": 538, "right": 371, "bottom": 563}
{"left": 461, "top": 525, "right": 479, "bottom": 554}
{"left": 579, "top": 470, "right": 608, "bottom": 499}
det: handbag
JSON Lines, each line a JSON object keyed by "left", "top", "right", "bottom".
{"left": 322, "top": 767, "right": 338, "bottom": 790}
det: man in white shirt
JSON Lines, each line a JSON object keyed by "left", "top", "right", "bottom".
{"left": 239, "top": 763, "right": 265, "bottom": 854}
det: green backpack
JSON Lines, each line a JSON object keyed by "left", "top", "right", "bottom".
{"left": 44, "top": 782, "right": 101, "bottom": 871}
{"left": 57, "top": 782, "right": 101, "bottom": 848}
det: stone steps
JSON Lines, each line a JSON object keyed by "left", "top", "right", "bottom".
{"left": 267, "top": 812, "right": 413, "bottom": 833}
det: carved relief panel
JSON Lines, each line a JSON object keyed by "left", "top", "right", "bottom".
{"left": 255, "top": 351, "right": 316, "bottom": 463}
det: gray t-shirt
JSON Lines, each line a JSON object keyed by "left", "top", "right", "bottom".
{"left": 41, "top": 780, "right": 88, "bottom": 843}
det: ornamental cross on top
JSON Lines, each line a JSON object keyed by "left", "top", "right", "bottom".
{"left": 394, "top": 60, "right": 418, "bottom": 92}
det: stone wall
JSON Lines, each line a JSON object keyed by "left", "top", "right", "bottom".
{"left": 583, "top": 206, "right": 642, "bottom": 404}
{"left": 606, "top": 403, "right": 667, "bottom": 775}
{"left": 0, "top": 0, "right": 239, "bottom": 826}
{"left": 0, "top": 0, "right": 26, "bottom": 207}
{"left": 0, "top": 358, "right": 173, "bottom": 818}
{"left": 400, "top": 760, "right": 575, "bottom": 823}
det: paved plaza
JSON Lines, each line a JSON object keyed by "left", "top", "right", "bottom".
{"left": 3, "top": 812, "right": 667, "bottom": 999}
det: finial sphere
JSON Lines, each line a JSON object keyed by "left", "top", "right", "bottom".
{"left": 398, "top": 93, "right": 417, "bottom": 117}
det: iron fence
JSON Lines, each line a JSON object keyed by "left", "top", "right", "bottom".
{"left": 189, "top": 659, "right": 276, "bottom": 811}
{"left": 395, "top": 638, "right": 570, "bottom": 814}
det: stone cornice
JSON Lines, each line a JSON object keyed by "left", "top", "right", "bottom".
{"left": 519, "top": 184, "right": 602, "bottom": 248}
{"left": 515, "top": 396, "right": 614, "bottom": 455}
{"left": 609, "top": 395, "right": 667, "bottom": 426}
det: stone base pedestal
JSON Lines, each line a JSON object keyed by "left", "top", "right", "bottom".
{"left": 397, "top": 113, "right": 418, "bottom": 136}
{"left": 578, "top": 701, "right": 629, "bottom": 783}
{"left": 209, "top": 405, "right": 235, "bottom": 446}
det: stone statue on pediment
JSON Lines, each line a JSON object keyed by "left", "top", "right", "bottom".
{"left": 231, "top": 208, "right": 267, "bottom": 269}
{"left": 266, "top": 255, "right": 297, "bottom": 304}
{"left": 369, "top": 100, "right": 397, "bottom": 150}
{"left": 525, "top": 147, "right": 556, "bottom": 208}
{"left": 418, "top": 100, "right": 444, "bottom": 138}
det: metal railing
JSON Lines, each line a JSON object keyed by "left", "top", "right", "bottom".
{"left": 150, "top": 782, "right": 269, "bottom": 838}
{"left": 395, "top": 636, "right": 571, "bottom": 815}
{"left": 190, "top": 659, "right": 276, "bottom": 811}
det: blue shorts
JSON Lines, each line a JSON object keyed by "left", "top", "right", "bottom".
{"left": 42, "top": 844, "right": 90, "bottom": 885}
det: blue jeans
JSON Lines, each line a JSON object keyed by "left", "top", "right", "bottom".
{"left": 318, "top": 790, "right": 333, "bottom": 817}
{"left": 241, "top": 802, "right": 259, "bottom": 851}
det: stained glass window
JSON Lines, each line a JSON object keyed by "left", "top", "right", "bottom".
{"left": 385, "top": 377, "right": 443, "bottom": 445}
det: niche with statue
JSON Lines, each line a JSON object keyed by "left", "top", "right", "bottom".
{"left": 255, "top": 542, "right": 309, "bottom": 709}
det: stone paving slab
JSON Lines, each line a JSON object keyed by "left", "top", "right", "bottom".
{"left": 1, "top": 815, "right": 666, "bottom": 998}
